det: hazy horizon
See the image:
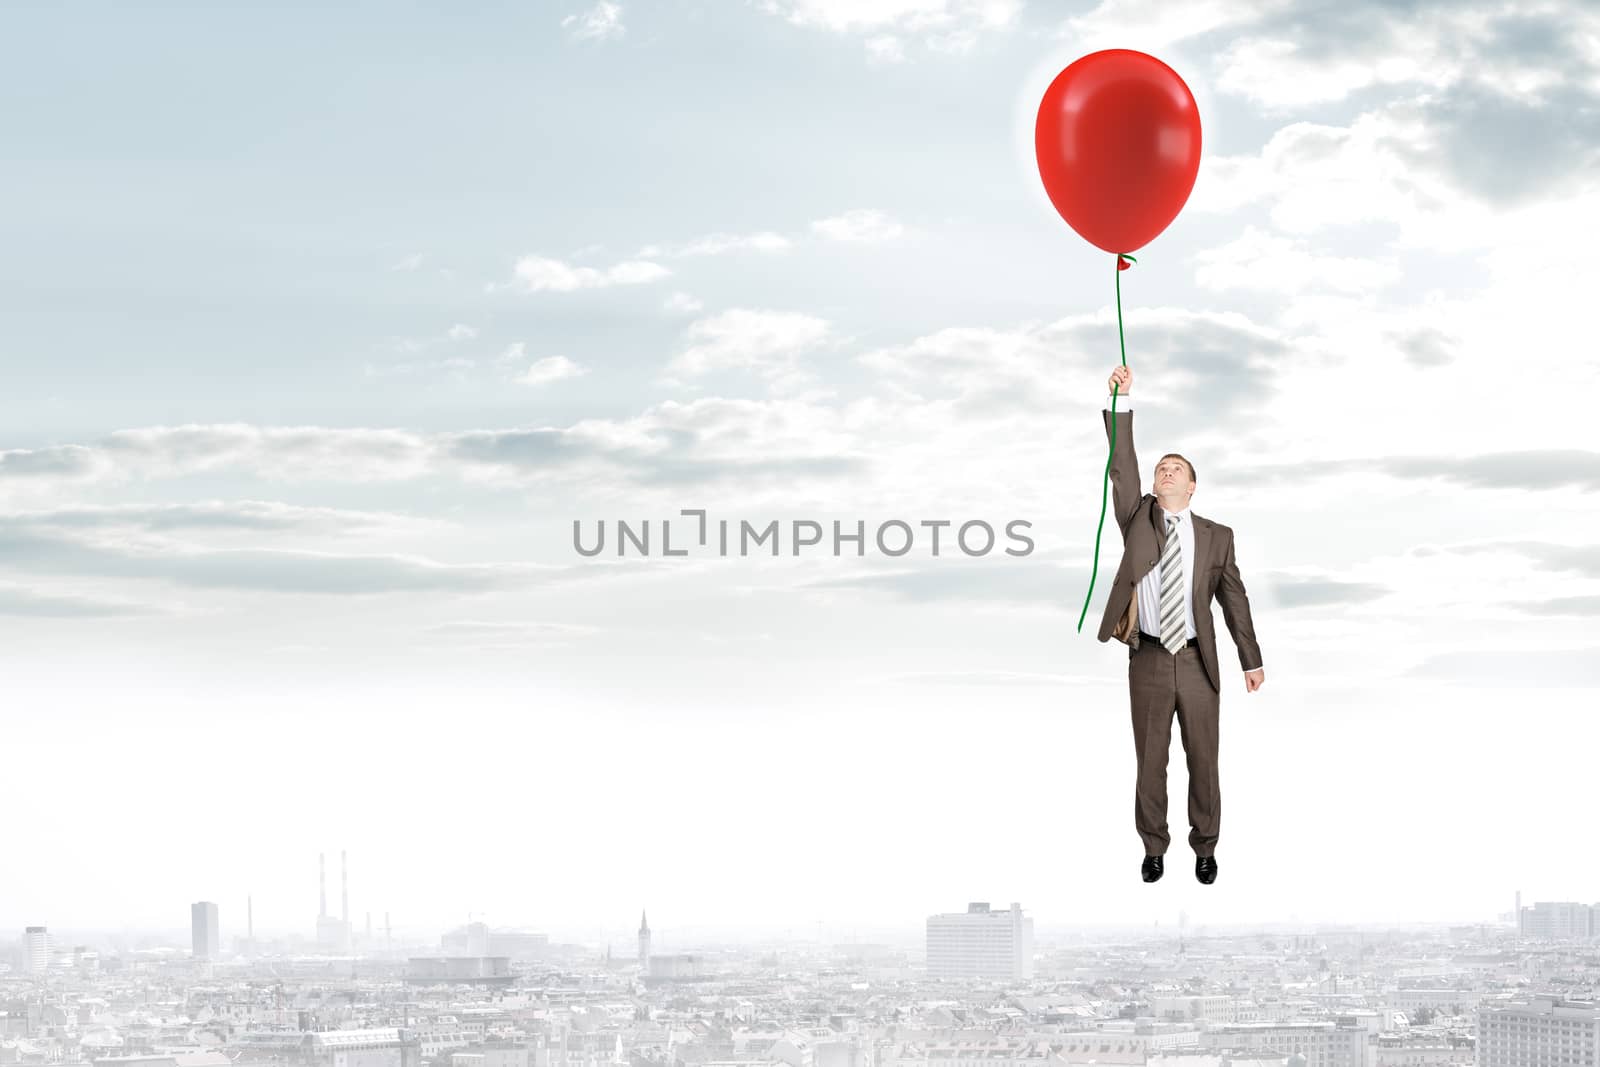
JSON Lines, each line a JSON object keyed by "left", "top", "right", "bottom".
{"left": 5, "top": 909, "right": 1527, "bottom": 957}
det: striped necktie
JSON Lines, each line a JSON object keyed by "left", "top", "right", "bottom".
{"left": 1159, "top": 514, "right": 1187, "bottom": 654}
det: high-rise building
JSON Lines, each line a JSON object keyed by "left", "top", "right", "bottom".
{"left": 1478, "top": 995, "right": 1599, "bottom": 1067}
{"left": 192, "top": 901, "right": 220, "bottom": 960}
{"left": 1518, "top": 902, "right": 1595, "bottom": 939}
{"left": 24, "top": 926, "right": 50, "bottom": 974}
{"left": 926, "top": 901, "right": 1033, "bottom": 980}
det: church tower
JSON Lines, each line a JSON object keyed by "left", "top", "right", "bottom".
{"left": 637, "top": 909, "right": 651, "bottom": 970}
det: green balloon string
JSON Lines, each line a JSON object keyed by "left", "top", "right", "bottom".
{"left": 1077, "top": 252, "right": 1136, "bottom": 633}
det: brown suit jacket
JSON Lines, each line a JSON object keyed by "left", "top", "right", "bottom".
{"left": 1095, "top": 407, "right": 1262, "bottom": 693}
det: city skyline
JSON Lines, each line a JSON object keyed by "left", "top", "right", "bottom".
{"left": 11, "top": 891, "right": 1599, "bottom": 957}
{"left": 5, "top": 908, "right": 1594, "bottom": 1067}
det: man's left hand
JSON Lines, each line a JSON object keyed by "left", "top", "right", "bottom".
{"left": 1244, "top": 668, "right": 1265, "bottom": 692}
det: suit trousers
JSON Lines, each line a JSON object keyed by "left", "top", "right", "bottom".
{"left": 1128, "top": 637, "right": 1220, "bottom": 857}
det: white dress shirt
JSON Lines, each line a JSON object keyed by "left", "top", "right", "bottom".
{"left": 1105, "top": 394, "right": 1261, "bottom": 673}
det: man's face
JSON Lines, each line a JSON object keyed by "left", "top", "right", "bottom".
{"left": 1155, "top": 458, "right": 1192, "bottom": 498}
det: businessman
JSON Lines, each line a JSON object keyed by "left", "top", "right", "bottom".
{"left": 1096, "top": 365, "right": 1264, "bottom": 885}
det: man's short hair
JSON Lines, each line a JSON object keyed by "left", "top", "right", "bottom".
{"left": 1157, "top": 453, "right": 1197, "bottom": 483}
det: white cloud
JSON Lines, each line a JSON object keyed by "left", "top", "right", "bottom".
{"left": 633, "top": 213, "right": 902, "bottom": 270}
{"left": 1186, "top": 113, "right": 1495, "bottom": 250}
{"left": 0, "top": 520, "right": 529, "bottom": 597}
{"left": 663, "top": 292, "right": 704, "bottom": 314}
{"left": 516, "top": 356, "right": 588, "bottom": 388}
{"left": 493, "top": 254, "right": 669, "bottom": 293}
{"left": 810, "top": 208, "right": 906, "bottom": 243}
{"left": 562, "top": 2, "right": 624, "bottom": 42}
{"left": 639, "top": 231, "right": 791, "bottom": 258}
{"left": 388, "top": 252, "right": 424, "bottom": 271}
{"left": 864, "top": 35, "right": 906, "bottom": 61}
{"left": 1212, "top": 5, "right": 1600, "bottom": 113}
{"left": 925, "top": 28, "right": 980, "bottom": 54}
{"left": 1191, "top": 226, "right": 1403, "bottom": 295}
{"left": 1060, "top": 0, "right": 1290, "bottom": 51}
{"left": 1151, "top": 2, "right": 1600, "bottom": 276}
{"left": 496, "top": 342, "right": 528, "bottom": 365}
{"left": 644, "top": 212, "right": 909, "bottom": 259}
{"left": 0, "top": 426, "right": 437, "bottom": 489}
{"left": 763, "top": 0, "right": 1019, "bottom": 35}
{"left": 1065, "top": 1, "right": 1600, "bottom": 114}
{"left": 6, "top": 289, "right": 1588, "bottom": 523}
{"left": 1214, "top": 33, "right": 1457, "bottom": 113}
{"left": 0, "top": 581, "right": 157, "bottom": 618}
{"left": 446, "top": 324, "right": 478, "bottom": 341}
{"left": 665, "top": 309, "right": 833, "bottom": 390}
{"left": 759, "top": 0, "right": 1019, "bottom": 58}
{"left": 0, "top": 502, "right": 456, "bottom": 584}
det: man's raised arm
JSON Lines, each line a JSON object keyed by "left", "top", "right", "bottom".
{"left": 1102, "top": 366, "right": 1140, "bottom": 536}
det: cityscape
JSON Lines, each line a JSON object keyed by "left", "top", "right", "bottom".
{"left": 5, "top": 6, "right": 1599, "bottom": 1067}
{"left": 5, "top": 855, "right": 1598, "bottom": 1067}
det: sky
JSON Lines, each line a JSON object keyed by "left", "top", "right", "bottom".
{"left": 2, "top": 0, "right": 1599, "bottom": 949}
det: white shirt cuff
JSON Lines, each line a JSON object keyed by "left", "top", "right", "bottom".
{"left": 1105, "top": 394, "right": 1132, "bottom": 410}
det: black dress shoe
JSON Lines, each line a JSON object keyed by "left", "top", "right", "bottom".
{"left": 1141, "top": 855, "right": 1164, "bottom": 882}
{"left": 1195, "top": 854, "right": 1218, "bottom": 884}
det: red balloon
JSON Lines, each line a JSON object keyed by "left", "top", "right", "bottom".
{"left": 1035, "top": 49, "right": 1202, "bottom": 255}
